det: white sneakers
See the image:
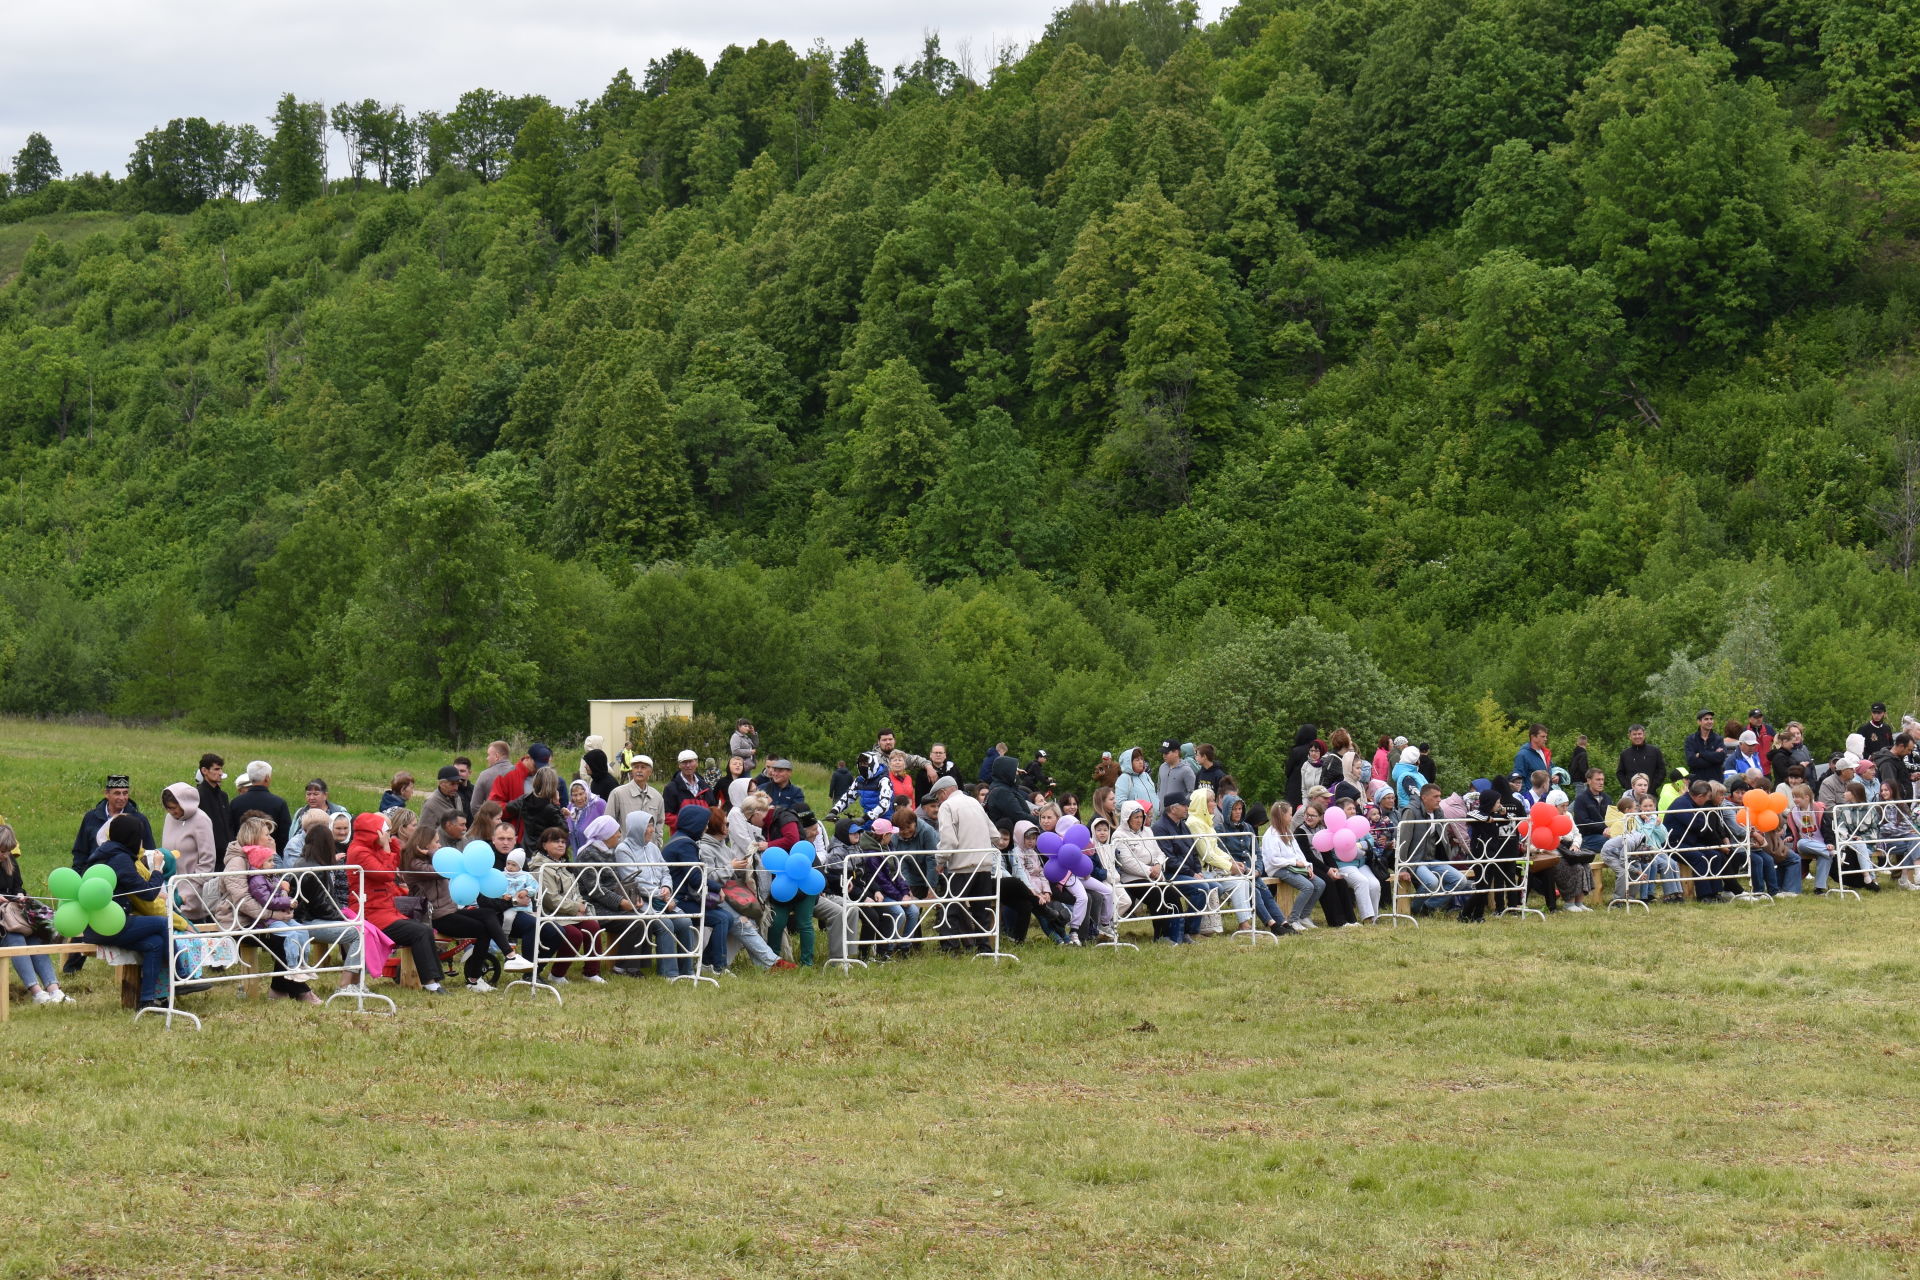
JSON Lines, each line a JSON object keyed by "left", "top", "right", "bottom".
{"left": 549, "top": 975, "right": 569, "bottom": 985}
{"left": 467, "top": 978, "right": 495, "bottom": 993}
{"left": 584, "top": 974, "right": 608, "bottom": 984}
{"left": 31, "top": 988, "right": 71, "bottom": 1005}
{"left": 502, "top": 954, "right": 535, "bottom": 972}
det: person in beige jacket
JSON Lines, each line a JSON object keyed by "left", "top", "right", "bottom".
{"left": 928, "top": 776, "right": 997, "bottom": 951}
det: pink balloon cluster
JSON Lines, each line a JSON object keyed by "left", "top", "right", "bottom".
{"left": 1310, "top": 809, "right": 1371, "bottom": 861}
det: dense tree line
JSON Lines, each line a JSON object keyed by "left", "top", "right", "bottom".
{"left": 3, "top": 0, "right": 1920, "bottom": 802}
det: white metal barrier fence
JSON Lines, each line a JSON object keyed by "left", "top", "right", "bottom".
{"left": 1101, "top": 830, "right": 1269, "bottom": 948}
{"left": 139, "top": 865, "right": 395, "bottom": 1029}
{"left": 507, "top": 856, "right": 716, "bottom": 1004}
{"left": 1388, "top": 814, "right": 1545, "bottom": 926}
{"left": 1617, "top": 805, "right": 1771, "bottom": 907}
{"left": 830, "top": 844, "right": 1014, "bottom": 967}
{"left": 1827, "top": 798, "right": 1920, "bottom": 901}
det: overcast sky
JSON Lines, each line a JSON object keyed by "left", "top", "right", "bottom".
{"left": 1, "top": 0, "right": 1063, "bottom": 177}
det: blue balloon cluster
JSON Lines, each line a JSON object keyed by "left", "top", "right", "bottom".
{"left": 433, "top": 840, "right": 510, "bottom": 906}
{"left": 764, "top": 840, "right": 825, "bottom": 902}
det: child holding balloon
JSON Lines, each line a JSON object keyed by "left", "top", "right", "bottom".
{"left": 1320, "top": 798, "right": 1380, "bottom": 924}
{"left": 1040, "top": 820, "right": 1114, "bottom": 944}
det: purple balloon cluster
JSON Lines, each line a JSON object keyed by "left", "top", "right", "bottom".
{"left": 1041, "top": 821, "right": 1095, "bottom": 881}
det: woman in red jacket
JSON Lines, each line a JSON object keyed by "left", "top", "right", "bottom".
{"left": 349, "top": 812, "right": 446, "bottom": 994}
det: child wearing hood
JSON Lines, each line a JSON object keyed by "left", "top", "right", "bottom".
{"left": 1086, "top": 815, "right": 1132, "bottom": 926}
{"left": 1046, "top": 818, "right": 1115, "bottom": 946}
{"left": 1009, "top": 820, "right": 1070, "bottom": 944}
{"left": 1217, "top": 793, "right": 1283, "bottom": 935}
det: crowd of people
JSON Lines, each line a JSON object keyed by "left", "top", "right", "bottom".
{"left": 5, "top": 701, "right": 1919, "bottom": 1011}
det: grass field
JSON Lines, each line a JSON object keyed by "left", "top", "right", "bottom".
{"left": 0, "top": 211, "right": 162, "bottom": 283}
{"left": 4, "top": 720, "right": 1920, "bottom": 1278}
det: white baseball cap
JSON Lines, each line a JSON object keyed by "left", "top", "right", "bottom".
{"left": 677, "top": 750, "right": 698, "bottom": 764}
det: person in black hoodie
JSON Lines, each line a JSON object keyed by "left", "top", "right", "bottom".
{"left": 986, "top": 755, "right": 1034, "bottom": 834}
{"left": 85, "top": 815, "right": 171, "bottom": 1009}
{"left": 582, "top": 749, "right": 619, "bottom": 802}
{"left": 1284, "top": 726, "right": 1319, "bottom": 809}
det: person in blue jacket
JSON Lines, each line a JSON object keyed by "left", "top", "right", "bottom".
{"left": 1512, "top": 725, "right": 1551, "bottom": 785}
{"left": 83, "top": 814, "right": 171, "bottom": 1009}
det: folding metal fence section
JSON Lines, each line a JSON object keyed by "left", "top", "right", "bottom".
{"left": 827, "top": 845, "right": 1017, "bottom": 967}
{"left": 1106, "top": 831, "right": 1271, "bottom": 946}
{"left": 1387, "top": 815, "right": 1546, "bottom": 926}
{"left": 1827, "top": 798, "right": 1920, "bottom": 901}
{"left": 138, "top": 865, "right": 395, "bottom": 1029}
{"left": 509, "top": 856, "right": 717, "bottom": 1002}
{"left": 1615, "top": 808, "right": 1772, "bottom": 907}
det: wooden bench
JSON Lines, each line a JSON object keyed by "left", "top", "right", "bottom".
{"left": 0, "top": 943, "right": 143, "bottom": 1021}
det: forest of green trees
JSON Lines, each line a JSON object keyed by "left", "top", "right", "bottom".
{"left": 3, "top": 0, "right": 1920, "bottom": 799}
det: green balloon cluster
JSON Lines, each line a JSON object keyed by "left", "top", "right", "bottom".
{"left": 47, "top": 864, "right": 127, "bottom": 938}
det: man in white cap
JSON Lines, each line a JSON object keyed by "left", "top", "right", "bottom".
{"left": 663, "top": 749, "right": 716, "bottom": 831}
{"left": 607, "top": 754, "right": 664, "bottom": 833}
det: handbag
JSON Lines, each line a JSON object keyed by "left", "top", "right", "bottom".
{"left": 720, "top": 880, "right": 762, "bottom": 919}
{"left": 392, "top": 895, "right": 429, "bottom": 922}
{"left": 0, "top": 895, "right": 38, "bottom": 937}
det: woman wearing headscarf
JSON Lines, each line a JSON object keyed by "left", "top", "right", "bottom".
{"left": 160, "top": 782, "right": 220, "bottom": 923}
{"left": 567, "top": 780, "right": 607, "bottom": 853}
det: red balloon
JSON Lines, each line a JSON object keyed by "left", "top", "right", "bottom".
{"left": 1553, "top": 811, "right": 1573, "bottom": 837}
{"left": 1530, "top": 826, "right": 1558, "bottom": 851}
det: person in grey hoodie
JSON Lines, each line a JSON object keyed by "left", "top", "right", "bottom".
{"left": 1156, "top": 740, "right": 1196, "bottom": 809}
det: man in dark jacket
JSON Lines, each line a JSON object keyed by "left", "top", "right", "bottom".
{"left": 1861, "top": 703, "right": 1895, "bottom": 760}
{"left": 1683, "top": 711, "right": 1726, "bottom": 782}
{"left": 194, "top": 753, "right": 232, "bottom": 855}
{"left": 1150, "top": 793, "right": 1205, "bottom": 943}
{"left": 1617, "top": 726, "right": 1666, "bottom": 793}
{"left": 977, "top": 742, "right": 1007, "bottom": 784}
{"left": 986, "top": 755, "right": 1033, "bottom": 834}
{"left": 1018, "top": 750, "right": 1052, "bottom": 798}
{"left": 64, "top": 774, "right": 155, "bottom": 976}
{"left": 229, "top": 761, "right": 294, "bottom": 858}
{"left": 1873, "top": 735, "right": 1913, "bottom": 801}
{"left": 71, "top": 774, "right": 155, "bottom": 871}
{"left": 757, "top": 759, "right": 807, "bottom": 812}
{"left": 662, "top": 750, "right": 716, "bottom": 831}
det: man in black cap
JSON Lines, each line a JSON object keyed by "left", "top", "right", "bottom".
{"left": 1860, "top": 703, "right": 1895, "bottom": 760}
{"left": 71, "top": 774, "right": 153, "bottom": 870}
{"left": 65, "top": 774, "right": 155, "bottom": 975}
{"left": 420, "top": 764, "right": 468, "bottom": 834}
{"left": 1157, "top": 740, "right": 1196, "bottom": 808}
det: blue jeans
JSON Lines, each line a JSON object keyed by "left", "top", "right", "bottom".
{"left": 1251, "top": 878, "right": 1283, "bottom": 926}
{"left": 4, "top": 932, "right": 56, "bottom": 987}
{"left": 1751, "top": 848, "right": 1803, "bottom": 895}
{"left": 1411, "top": 863, "right": 1470, "bottom": 913}
{"left": 1165, "top": 879, "right": 1210, "bottom": 942}
{"left": 652, "top": 914, "right": 697, "bottom": 978}
{"left": 278, "top": 921, "right": 364, "bottom": 972}
{"left": 861, "top": 901, "right": 922, "bottom": 950}
{"left": 1272, "top": 869, "right": 1324, "bottom": 923}
{"left": 702, "top": 903, "right": 779, "bottom": 970}
{"left": 1799, "top": 837, "right": 1833, "bottom": 889}
{"left": 89, "top": 915, "right": 169, "bottom": 1002}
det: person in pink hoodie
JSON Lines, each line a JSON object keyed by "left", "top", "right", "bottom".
{"left": 159, "top": 781, "right": 220, "bottom": 922}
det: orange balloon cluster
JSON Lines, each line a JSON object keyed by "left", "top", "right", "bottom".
{"left": 1517, "top": 806, "right": 1573, "bottom": 850}
{"left": 1735, "top": 787, "right": 1790, "bottom": 832}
